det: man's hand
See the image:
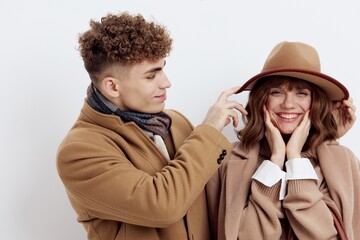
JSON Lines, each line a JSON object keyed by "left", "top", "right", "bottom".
{"left": 202, "top": 86, "right": 248, "bottom": 132}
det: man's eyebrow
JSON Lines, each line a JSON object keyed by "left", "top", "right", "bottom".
{"left": 144, "top": 66, "right": 163, "bottom": 74}
{"left": 144, "top": 60, "right": 166, "bottom": 74}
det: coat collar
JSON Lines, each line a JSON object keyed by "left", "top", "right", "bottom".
{"left": 80, "top": 101, "right": 170, "bottom": 167}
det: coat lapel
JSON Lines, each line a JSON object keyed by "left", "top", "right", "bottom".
{"left": 165, "top": 110, "right": 193, "bottom": 151}
{"left": 317, "top": 141, "right": 360, "bottom": 238}
{"left": 224, "top": 143, "right": 261, "bottom": 239}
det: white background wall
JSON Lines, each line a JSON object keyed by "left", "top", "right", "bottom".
{"left": 1, "top": 0, "right": 359, "bottom": 239}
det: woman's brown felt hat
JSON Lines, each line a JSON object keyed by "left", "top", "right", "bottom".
{"left": 237, "top": 41, "right": 349, "bottom": 100}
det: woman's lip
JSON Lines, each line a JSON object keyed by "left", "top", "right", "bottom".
{"left": 278, "top": 113, "right": 299, "bottom": 119}
{"left": 275, "top": 112, "right": 302, "bottom": 121}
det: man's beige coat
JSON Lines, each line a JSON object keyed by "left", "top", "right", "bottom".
{"left": 57, "top": 102, "right": 232, "bottom": 240}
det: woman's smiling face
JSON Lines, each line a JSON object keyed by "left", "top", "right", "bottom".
{"left": 266, "top": 84, "right": 312, "bottom": 135}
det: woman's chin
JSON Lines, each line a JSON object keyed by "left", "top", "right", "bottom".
{"left": 279, "top": 129, "right": 295, "bottom": 135}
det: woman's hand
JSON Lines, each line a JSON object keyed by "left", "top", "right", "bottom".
{"left": 286, "top": 110, "right": 311, "bottom": 160}
{"left": 332, "top": 97, "right": 356, "bottom": 138}
{"left": 263, "top": 106, "right": 286, "bottom": 169}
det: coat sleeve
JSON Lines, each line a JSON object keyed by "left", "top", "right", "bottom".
{"left": 57, "top": 121, "right": 233, "bottom": 228}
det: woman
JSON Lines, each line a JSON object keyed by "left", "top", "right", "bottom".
{"left": 207, "top": 41, "right": 358, "bottom": 240}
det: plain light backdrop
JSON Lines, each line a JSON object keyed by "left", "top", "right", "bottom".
{"left": 1, "top": 0, "right": 359, "bottom": 239}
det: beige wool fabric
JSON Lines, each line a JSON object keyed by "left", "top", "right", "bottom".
{"left": 207, "top": 141, "right": 360, "bottom": 240}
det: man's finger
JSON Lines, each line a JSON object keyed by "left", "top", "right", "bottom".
{"left": 216, "top": 86, "right": 241, "bottom": 103}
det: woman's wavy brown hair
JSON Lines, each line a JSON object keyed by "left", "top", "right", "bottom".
{"left": 78, "top": 12, "right": 173, "bottom": 84}
{"left": 238, "top": 76, "right": 338, "bottom": 155}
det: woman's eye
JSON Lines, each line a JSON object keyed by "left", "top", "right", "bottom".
{"left": 270, "top": 90, "right": 283, "bottom": 95}
{"left": 298, "top": 90, "right": 310, "bottom": 96}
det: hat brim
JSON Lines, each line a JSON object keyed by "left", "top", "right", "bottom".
{"left": 236, "top": 68, "right": 349, "bottom": 101}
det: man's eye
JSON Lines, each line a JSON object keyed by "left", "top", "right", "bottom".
{"left": 146, "top": 74, "right": 156, "bottom": 80}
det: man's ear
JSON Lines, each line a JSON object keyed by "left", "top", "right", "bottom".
{"left": 101, "top": 77, "right": 120, "bottom": 98}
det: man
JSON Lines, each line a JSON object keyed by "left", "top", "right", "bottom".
{"left": 57, "top": 12, "right": 245, "bottom": 239}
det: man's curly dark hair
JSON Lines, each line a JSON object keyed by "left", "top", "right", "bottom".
{"left": 78, "top": 12, "right": 173, "bottom": 83}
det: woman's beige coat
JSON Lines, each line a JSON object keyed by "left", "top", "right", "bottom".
{"left": 57, "top": 102, "right": 232, "bottom": 240}
{"left": 206, "top": 141, "right": 360, "bottom": 240}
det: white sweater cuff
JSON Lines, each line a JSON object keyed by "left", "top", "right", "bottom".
{"left": 285, "top": 158, "right": 318, "bottom": 181}
{"left": 252, "top": 160, "right": 286, "bottom": 187}
{"left": 252, "top": 160, "right": 287, "bottom": 200}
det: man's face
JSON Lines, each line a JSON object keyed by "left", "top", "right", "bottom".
{"left": 113, "top": 58, "right": 171, "bottom": 113}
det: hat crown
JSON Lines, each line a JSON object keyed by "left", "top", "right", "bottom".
{"left": 262, "top": 41, "right": 321, "bottom": 73}
{"left": 237, "top": 40, "right": 349, "bottom": 101}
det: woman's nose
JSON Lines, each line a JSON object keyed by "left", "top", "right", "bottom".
{"left": 282, "top": 94, "right": 295, "bottom": 108}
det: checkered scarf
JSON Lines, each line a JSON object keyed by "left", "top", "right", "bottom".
{"left": 87, "top": 84, "right": 171, "bottom": 139}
